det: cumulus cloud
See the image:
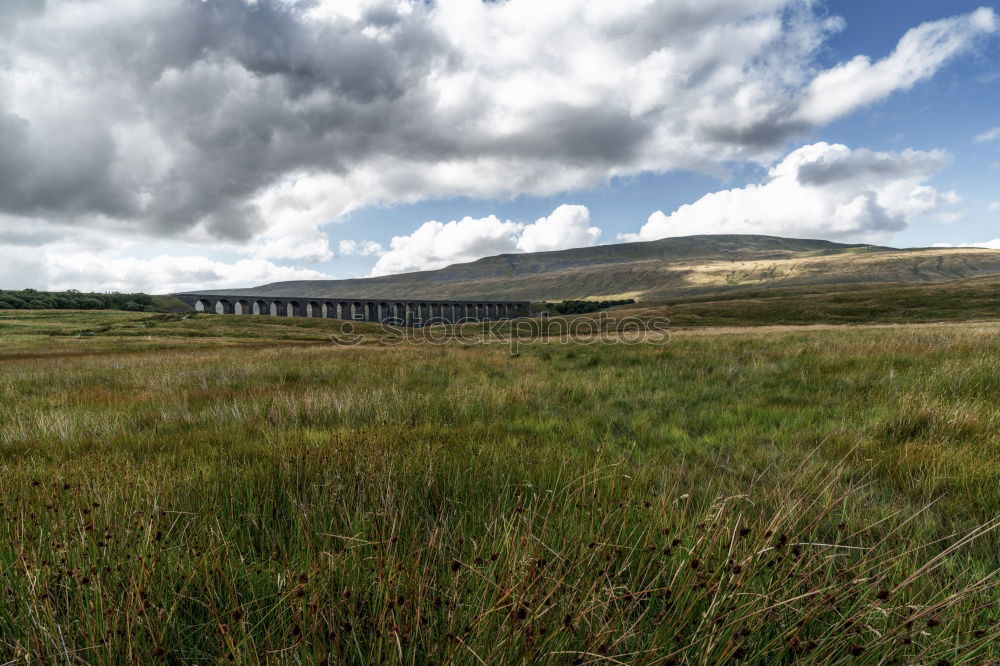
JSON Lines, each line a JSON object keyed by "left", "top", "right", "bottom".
{"left": 371, "top": 215, "right": 524, "bottom": 276}
{"left": 975, "top": 127, "right": 1000, "bottom": 143}
{"left": 623, "top": 143, "right": 959, "bottom": 243}
{"left": 44, "top": 254, "right": 335, "bottom": 294}
{"left": 517, "top": 205, "right": 601, "bottom": 253}
{"left": 0, "top": 0, "right": 995, "bottom": 265}
{"left": 370, "top": 204, "right": 602, "bottom": 275}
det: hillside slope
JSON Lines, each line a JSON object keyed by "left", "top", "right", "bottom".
{"left": 207, "top": 235, "right": 1000, "bottom": 302}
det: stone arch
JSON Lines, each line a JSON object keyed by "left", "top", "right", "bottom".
{"left": 194, "top": 298, "right": 212, "bottom": 313}
{"left": 234, "top": 299, "right": 251, "bottom": 315}
{"left": 215, "top": 299, "right": 234, "bottom": 315}
{"left": 322, "top": 301, "right": 335, "bottom": 318}
{"left": 306, "top": 301, "right": 321, "bottom": 318}
{"left": 287, "top": 301, "right": 302, "bottom": 317}
{"left": 252, "top": 300, "right": 268, "bottom": 315}
{"left": 269, "top": 301, "right": 283, "bottom": 316}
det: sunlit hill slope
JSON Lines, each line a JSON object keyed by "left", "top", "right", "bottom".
{"left": 207, "top": 234, "right": 1000, "bottom": 302}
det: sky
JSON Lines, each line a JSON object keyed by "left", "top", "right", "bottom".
{"left": 0, "top": 0, "right": 998, "bottom": 293}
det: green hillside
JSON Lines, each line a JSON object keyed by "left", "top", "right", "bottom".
{"left": 202, "top": 234, "right": 1000, "bottom": 302}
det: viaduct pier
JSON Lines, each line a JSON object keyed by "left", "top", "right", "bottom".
{"left": 174, "top": 293, "right": 530, "bottom": 327}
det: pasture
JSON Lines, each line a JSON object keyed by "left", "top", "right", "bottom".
{"left": 0, "top": 311, "right": 997, "bottom": 663}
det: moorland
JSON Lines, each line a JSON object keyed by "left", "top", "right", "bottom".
{"left": 0, "top": 301, "right": 997, "bottom": 663}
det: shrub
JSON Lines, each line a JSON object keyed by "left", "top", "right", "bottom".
{"left": 546, "top": 298, "right": 636, "bottom": 315}
{"left": 76, "top": 298, "right": 105, "bottom": 309}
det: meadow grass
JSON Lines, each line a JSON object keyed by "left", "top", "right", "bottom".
{"left": 0, "top": 312, "right": 997, "bottom": 663}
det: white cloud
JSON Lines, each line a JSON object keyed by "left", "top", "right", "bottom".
{"left": 0, "top": 0, "right": 994, "bottom": 271}
{"left": 44, "top": 253, "right": 335, "bottom": 294}
{"left": 338, "top": 240, "right": 385, "bottom": 257}
{"left": 255, "top": 234, "right": 335, "bottom": 263}
{"left": 371, "top": 215, "right": 524, "bottom": 276}
{"left": 623, "top": 142, "right": 959, "bottom": 243}
{"left": 989, "top": 202, "right": 1000, "bottom": 212}
{"left": 975, "top": 127, "right": 1000, "bottom": 143}
{"left": 795, "top": 8, "right": 998, "bottom": 126}
{"left": 370, "top": 204, "right": 603, "bottom": 275}
{"left": 516, "top": 205, "right": 601, "bottom": 253}
{"left": 934, "top": 239, "right": 1000, "bottom": 250}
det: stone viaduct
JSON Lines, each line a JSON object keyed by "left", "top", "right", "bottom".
{"left": 173, "top": 293, "right": 530, "bottom": 327}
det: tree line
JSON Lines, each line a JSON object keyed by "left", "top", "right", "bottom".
{"left": 544, "top": 298, "right": 636, "bottom": 315}
{"left": 0, "top": 289, "right": 153, "bottom": 312}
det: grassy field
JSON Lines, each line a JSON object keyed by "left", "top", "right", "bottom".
{"left": 633, "top": 274, "right": 1000, "bottom": 327}
{"left": 0, "top": 311, "right": 998, "bottom": 663}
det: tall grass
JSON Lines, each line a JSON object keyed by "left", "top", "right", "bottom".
{"left": 0, "top": 316, "right": 997, "bottom": 662}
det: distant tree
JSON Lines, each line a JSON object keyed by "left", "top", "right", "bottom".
{"left": 546, "top": 299, "right": 636, "bottom": 315}
{"left": 0, "top": 289, "right": 155, "bottom": 311}
{"left": 0, "top": 301, "right": 12, "bottom": 309}
{"left": 77, "top": 298, "right": 105, "bottom": 309}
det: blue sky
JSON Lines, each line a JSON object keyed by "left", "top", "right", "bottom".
{"left": 0, "top": 0, "right": 998, "bottom": 292}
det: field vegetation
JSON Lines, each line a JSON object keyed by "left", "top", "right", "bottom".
{"left": 543, "top": 299, "right": 637, "bottom": 315}
{"left": 0, "top": 289, "right": 160, "bottom": 312}
{"left": 0, "top": 310, "right": 997, "bottom": 663}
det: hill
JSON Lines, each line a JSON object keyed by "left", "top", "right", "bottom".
{"left": 198, "top": 234, "right": 1000, "bottom": 302}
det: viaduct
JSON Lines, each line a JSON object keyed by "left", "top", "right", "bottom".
{"left": 173, "top": 293, "right": 531, "bottom": 327}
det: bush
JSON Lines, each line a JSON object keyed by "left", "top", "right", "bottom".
{"left": 0, "top": 289, "right": 153, "bottom": 311}
{"left": 546, "top": 298, "right": 636, "bottom": 315}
